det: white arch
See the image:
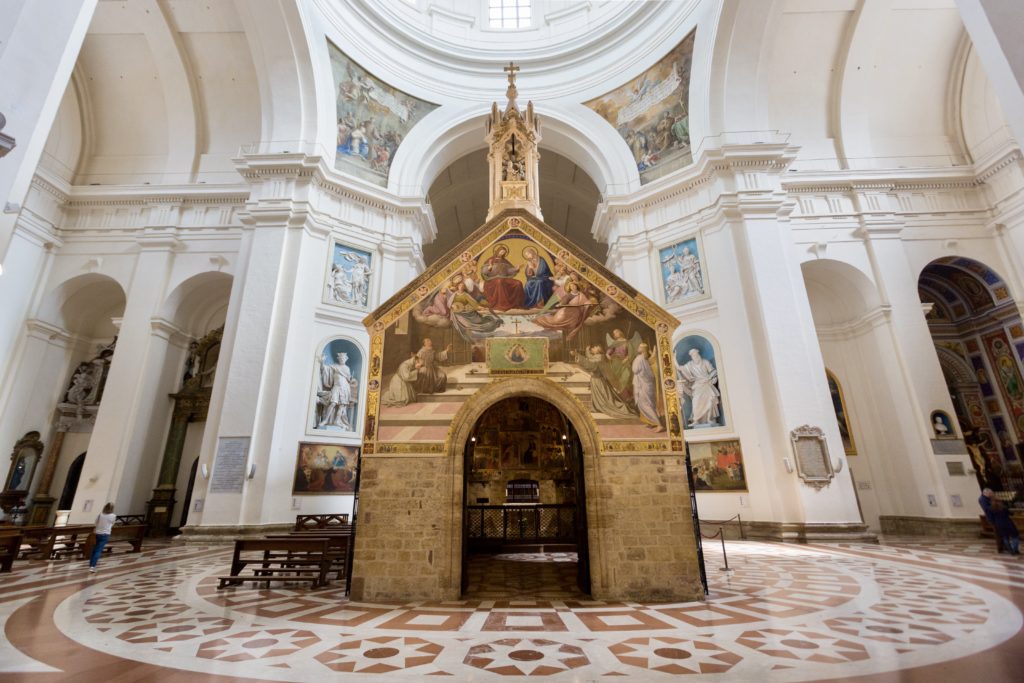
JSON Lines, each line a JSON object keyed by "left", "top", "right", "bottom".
{"left": 36, "top": 273, "right": 127, "bottom": 338}
{"left": 387, "top": 102, "right": 640, "bottom": 199}
{"left": 158, "top": 271, "right": 234, "bottom": 337}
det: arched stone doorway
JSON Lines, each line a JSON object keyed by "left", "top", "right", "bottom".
{"left": 461, "top": 395, "right": 590, "bottom": 597}
{"left": 919, "top": 257, "right": 1024, "bottom": 491}
{"left": 445, "top": 377, "right": 606, "bottom": 600}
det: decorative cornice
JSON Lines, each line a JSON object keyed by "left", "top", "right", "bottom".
{"left": 24, "top": 319, "right": 77, "bottom": 346}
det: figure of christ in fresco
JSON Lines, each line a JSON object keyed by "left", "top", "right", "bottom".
{"left": 481, "top": 245, "right": 525, "bottom": 311}
{"left": 415, "top": 338, "right": 451, "bottom": 394}
{"left": 606, "top": 329, "right": 641, "bottom": 401}
{"left": 532, "top": 281, "right": 596, "bottom": 341}
{"left": 573, "top": 346, "right": 638, "bottom": 419}
{"left": 632, "top": 343, "right": 664, "bottom": 431}
{"left": 381, "top": 351, "right": 422, "bottom": 407}
{"left": 450, "top": 281, "right": 503, "bottom": 342}
{"left": 522, "top": 246, "right": 554, "bottom": 308}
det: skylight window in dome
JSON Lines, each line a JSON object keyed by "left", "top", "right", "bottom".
{"left": 489, "top": 0, "right": 532, "bottom": 29}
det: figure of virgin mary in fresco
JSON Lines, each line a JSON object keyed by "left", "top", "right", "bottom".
{"left": 481, "top": 245, "right": 525, "bottom": 311}
{"left": 522, "top": 246, "right": 554, "bottom": 308}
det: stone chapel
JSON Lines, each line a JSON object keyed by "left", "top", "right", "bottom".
{"left": 2, "top": 3, "right": 1024, "bottom": 678}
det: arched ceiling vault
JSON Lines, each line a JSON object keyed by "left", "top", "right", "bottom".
{"left": 35, "top": 0, "right": 1018, "bottom": 194}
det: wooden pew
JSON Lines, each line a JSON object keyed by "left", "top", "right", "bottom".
{"left": 19, "top": 525, "right": 94, "bottom": 560}
{"left": 294, "top": 514, "right": 350, "bottom": 531}
{"left": 81, "top": 524, "right": 147, "bottom": 559}
{"left": 267, "top": 533, "right": 352, "bottom": 586}
{"left": 0, "top": 532, "right": 22, "bottom": 572}
{"left": 217, "top": 538, "right": 331, "bottom": 589}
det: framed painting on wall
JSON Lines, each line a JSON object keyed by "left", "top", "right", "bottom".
{"left": 658, "top": 234, "right": 709, "bottom": 306}
{"left": 293, "top": 442, "right": 359, "bottom": 495}
{"left": 323, "top": 239, "right": 374, "bottom": 310}
{"left": 688, "top": 439, "right": 747, "bottom": 492}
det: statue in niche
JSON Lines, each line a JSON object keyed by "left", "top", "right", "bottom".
{"left": 317, "top": 351, "right": 359, "bottom": 431}
{"left": 182, "top": 340, "right": 202, "bottom": 383}
{"left": 66, "top": 364, "right": 98, "bottom": 407}
{"left": 181, "top": 328, "right": 222, "bottom": 391}
{"left": 502, "top": 134, "right": 526, "bottom": 181}
{"left": 676, "top": 347, "right": 721, "bottom": 427}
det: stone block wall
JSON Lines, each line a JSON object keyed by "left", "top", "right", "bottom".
{"left": 590, "top": 454, "right": 704, "bottom": 602}
{"left": 349, "top": 454, "right": 455, "bottom": 601}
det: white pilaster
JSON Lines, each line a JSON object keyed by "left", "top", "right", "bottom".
{"left": 0, "top": 0, "right": 97, "bottom": 260}
{"left": 68, "top": 230, "right": 186, "bottom": 520}
{"left": 720, "top": 146, "right": 862, "bottom": 526}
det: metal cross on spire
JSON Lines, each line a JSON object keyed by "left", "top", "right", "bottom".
{"left": 503, "top": 61, "right": 520, "bottom": 111}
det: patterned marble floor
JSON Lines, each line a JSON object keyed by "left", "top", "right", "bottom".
{"left": 2, "top": 538, "right": 1024, "bottom": 681}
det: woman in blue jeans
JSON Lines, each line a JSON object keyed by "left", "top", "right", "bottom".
{"left": 89, "top": 502, "right": 116, "bottom": 572}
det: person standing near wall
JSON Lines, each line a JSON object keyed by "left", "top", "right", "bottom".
{"left": 88, "top": 503, "right": 116, "bottom": 573}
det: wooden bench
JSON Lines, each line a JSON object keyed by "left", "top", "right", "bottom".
{"left": 217, "top": 538, "right": 332, "bottom": 589}
{"left": 81, "top": 524, "right": 147, "bottom": 558}
{"left": 267, "top": 533, "right": 352, "bottom": 586}
{"left": 115, "top": 514, "right": 147, "bottom": 526}
{"left": 19, "top": 525, "right": 94, "bottom": 560}
{"left": 0, "top": 532, "right": 22, "bottom": 572}
{"left": 294, "top": 514, "right": 350, "bottom": 531}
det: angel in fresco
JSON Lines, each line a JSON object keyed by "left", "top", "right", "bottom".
{"left": 606, "top": 329, "right": 642, "bottom": 401}
{"left": 572, "top": 345, "right": 638, "bottom": 420}
{"left": 522, "top": 246, "right": 554, "bottom": 308}
{"left": 481, "top": 244, "right": 525, "bottom": 311}
{"left": 532, "top": 280, "right": 596, "bottom": 341}
{"left": 450, "top": 280, "right": 503, "bottom": 342}
{"left": 422, "top": 283, "right": 452, "bottom": 317}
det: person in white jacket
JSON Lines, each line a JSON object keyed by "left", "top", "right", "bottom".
{"left": 89, "top": 503, "right": 116, "bottom": 573}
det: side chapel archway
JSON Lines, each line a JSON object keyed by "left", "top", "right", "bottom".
{"left": 919, "top": 256, "right": 1024, "bottom": 490}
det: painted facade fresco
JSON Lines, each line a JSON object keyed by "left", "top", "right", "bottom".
{"left": 674, "top": 335, "right": 725, "bottom": 429}
{"left": 292, "top": 442, "right": 359, "bottom": 495}
{"left": 982, "top": 330, "right": 1024, "bottom": 437}
{"left": 311, "top": 338, "right": 363, "bottom": 435}
{"left": 328, "top": 41, "right": 437, "bottom": 186}
{"left": 659, "top": 236, "right": 706, "bottom": 305}
{"left": 325, "top": 240, "right": 373, "bottom": 309}
{"left": 585, "top": 30, "right": 696, "bottom": 184}
{"left": 689, "top": 439, "right": 747, "bottom": 492}
{"left": 362, "top": 214, "right": 685, "bottom": 456}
